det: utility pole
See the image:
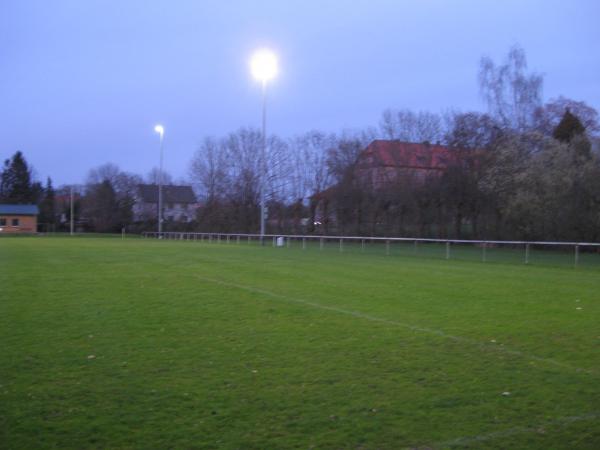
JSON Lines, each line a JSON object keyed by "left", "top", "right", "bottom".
{"left": 70, "top": 185, "right": 74, "bottom": 236}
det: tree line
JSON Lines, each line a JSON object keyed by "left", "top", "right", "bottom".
{"left": 188, "top": 47, "right": 600, "bottom": 241}
{"left": 2, "top": 46, "right": 599, "bottom": 240}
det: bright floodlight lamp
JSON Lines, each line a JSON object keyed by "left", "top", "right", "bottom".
{"left": 250, "top": 49, "right": 278, "bottom": 82}
{"left": 154, "top": 124, "right": 164, "bottom": 136}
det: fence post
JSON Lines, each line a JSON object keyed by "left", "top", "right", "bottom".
{"left": 386, "top": 239, "right": 390, "bottom": 255}
{"left": 302, "top": 237, "right": 306, "bottom": 250}
{"left": 361, "top": 239, "right": 365, "bottom": 252}
{"left": 237, "top": 235, "right": 240, "bottom": 244}
{"left": 339, "top": 238, "right": 343, "bottom": 252}
{"left": 525, "top": 243, "right": 530, "bottom": 264}
{"left": 287, "top": 237, "right": 291, "bottom": 248}
{"left": 575, "top": 244, "right": 579, "bottom": 267}
{"left": 273, "top": 236, "right": 276, "bottom": 247}
{"left": 482, "top": 242, "right": 487, "bottom": 262}
{"left": 248, "top": 235, "right": 251, "bottom": 244}
{"left": 320, "top": 238, "right": 324, "bottom": 251}
{"left": 446, "top": 241, "right": 450, "bottom": 260}
{"left": 414, "top": 240, "right": 418, "bottom": 255}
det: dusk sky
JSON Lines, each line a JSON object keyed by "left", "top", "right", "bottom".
{"left": 2, "top": 0, "right": 599, "bottom": 186}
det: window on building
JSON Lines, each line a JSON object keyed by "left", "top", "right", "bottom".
{"left": 0, "top": 218, "right": 6, "bottom": 226}
{"left": 12, "top": 218, "right": 19, "bottom": 226}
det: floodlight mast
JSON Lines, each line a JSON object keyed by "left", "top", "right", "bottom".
{"left": 154, "top": 125, "right": 165, "bottom": 235}
{"left": 260, "top": 79, "right": 267, "bottom": 240}
{"left": 250, "top": 49, "right": 278, "bottom": 243}
{"left": 70, "top": 185, "right": 74, "bottom": 236}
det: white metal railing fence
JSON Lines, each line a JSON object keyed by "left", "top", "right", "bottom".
{"left": 141, "top": 231, "right": 600, "bottom": 267}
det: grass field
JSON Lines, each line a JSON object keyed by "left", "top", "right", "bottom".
{"left": 1, "top": 236, "right": 599, "bottom": 449}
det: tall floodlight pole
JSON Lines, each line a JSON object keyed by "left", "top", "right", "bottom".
{"left": 250, "top": 49, "right": 278, "bottom": 243}
{"left": 70, "top": 185, "right": 74, "bottom": 236}
{"left": 260, "top": 79, "right": 267, "bottom": 239}
{"left": 154, "top": 124, "right": 165, "bottom": 235}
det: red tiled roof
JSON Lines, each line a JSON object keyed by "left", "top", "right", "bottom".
{"left": 356, "top": 140, "right": 456, "bottom": 171}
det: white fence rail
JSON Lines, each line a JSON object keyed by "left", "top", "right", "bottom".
{"left": 142, "top": 231, "right": 600, "bottom": 268}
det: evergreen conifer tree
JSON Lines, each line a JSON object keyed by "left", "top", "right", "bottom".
{"left": 0, "top": 151, "right": 35, "bottom": 203}
{"left": 553, "top": 108, "right": 586, "bottom": 143}
{"left": 39, "top": 177, "right": 56, "bottom": 227}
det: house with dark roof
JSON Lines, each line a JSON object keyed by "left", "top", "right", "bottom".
{"left": 133, "top": 184, "right": 199, "bottom": 223}
{"left": 0, "top": 204, "right": 39, "bottom": 233}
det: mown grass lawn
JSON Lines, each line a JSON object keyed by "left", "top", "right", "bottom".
{"left": 1, "top": 236, "right": 599, "bottom": 449}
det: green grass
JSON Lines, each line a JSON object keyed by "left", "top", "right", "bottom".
{"left": 1, "top": 236, "right": 599, "bottom": 449}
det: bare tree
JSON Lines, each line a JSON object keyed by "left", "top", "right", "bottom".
{"left": 286, "top": 131, "right": 338, "bottom": 231}
{"left": 444, "top": 111, "right": 501, "bottom": 149}
{"left": 379, "top": 109, "right": 444, "bottom": 143}
{"left": 479, "top": 45, "right": 543, "bottom": 131}
{"left": 188, "top": 127, "right": 291, "bottom": 232}
{"left": 264, "top": 134, "right": 292, "bottom": 203}
{"left": 86, "top": 163, "right": 142, "bottom": 199}
{"left": 288, "top": 131, "right": 335, "bottom": 201}
{"left": 84, "top": 163, "right": 142, "bottom": 231}
{"left": 86, "top": 163, "right": 121, "bottom": 186}
{"left": 189, "top": 137, "right": 228, "bottom": 201}
{"left": 146, "top": 167, "right": 173, "bottom": 185}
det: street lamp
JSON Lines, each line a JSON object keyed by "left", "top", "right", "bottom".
{"left": 154, "top": 124, "right": 165, "bottom": 235}
{"left": 250, "top": 49, "right": 278, "bottom": 242}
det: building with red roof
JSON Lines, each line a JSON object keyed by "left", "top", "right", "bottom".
{"left": 354, "top": 140, "right": 458, "bottom": 189}
{"left": 310, "top": 140, "right": 471, "bottom": 233}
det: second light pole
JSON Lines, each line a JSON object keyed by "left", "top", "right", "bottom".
{"left": 250, "top": 49, "right": 278, "bottom": 242}
{"left": 154, "top": 124, "right": 165, "bottom": 235}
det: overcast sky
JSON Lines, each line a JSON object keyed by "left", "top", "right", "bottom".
{"left": 1, "top": 0, "right": 599, "bottom": 186}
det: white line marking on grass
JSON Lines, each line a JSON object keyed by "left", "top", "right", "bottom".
{"left": 430, "top": 412, "right": 600, "bottom": 448}
{"left": 197, "top": 276, "right": 597, "bottom": 376}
